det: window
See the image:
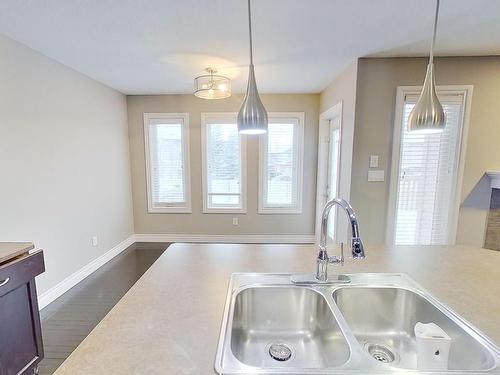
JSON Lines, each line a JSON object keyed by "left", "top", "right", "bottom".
{"left": 201, "top": 113, "right": 246, "bottom": 213}
{"left": 144, "top": 113, "right": 191, "bottom": 213}
{"left": 388, "top": 88, "right": 471, "bottom": 245}
{"left": 259, "top": 113, "right": 304, "bottom": 213}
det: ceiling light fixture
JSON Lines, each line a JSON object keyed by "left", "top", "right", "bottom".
{"left": 237, "top": 0, "right": 268, "bottom": 135}
{"left": 194, "top": 67, "right": 231, "bottom": 99}
{"left": 408, "top": 0, "right": 446, "bottom": 133}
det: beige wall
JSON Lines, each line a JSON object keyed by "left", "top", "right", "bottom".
{"left": 0, "top": 35, "right": 134, "bottom": 294}
{"left": 352, "top": 56, "right": 500, "bottom": 246}
{"left": 320, "top": 62, "right": 359, "bottom": 112}
{"left": 127, "top": 94, "right": 320, "bottom": 235}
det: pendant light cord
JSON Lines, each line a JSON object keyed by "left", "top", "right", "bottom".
{"left": 429, "top": 0, "right": 440, "bottom": 64}
{"left": 247, "top": 0, "right": 254, "bottom": 65}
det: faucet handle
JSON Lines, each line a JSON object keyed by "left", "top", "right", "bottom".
{"left": 351, "top": 237, "right": 365, "bottom": 259}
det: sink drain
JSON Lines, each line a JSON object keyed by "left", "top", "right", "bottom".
{"left": 268, "top": 343, "right": 292, "bottom": 361}
{"left": 365, "top": 343, "right": 396, "bottom": 363}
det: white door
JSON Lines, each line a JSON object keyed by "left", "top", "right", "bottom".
{"left": 326, "top": 119, "right": 341, "bottom": 246}
{"left": 387, "top": 87, "right": 471, "bottom": 245}
{"left": 316, "top": 102, "right": 351, "bottom": 245}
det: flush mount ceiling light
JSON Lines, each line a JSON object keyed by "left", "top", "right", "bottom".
{"left": 408, "top": 0, "right": 446, "bottom": 134}
{"left": 194, "top": 68, "right": 231, "bottom": 99}
{"left": 237, "top": 0, "right": 268, "bottom": 135}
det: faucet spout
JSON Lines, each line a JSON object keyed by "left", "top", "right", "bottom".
{"left": 316, "top": 198, "right": 365, "bottom": 282}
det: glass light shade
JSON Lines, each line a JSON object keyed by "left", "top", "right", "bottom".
{"left": 237, "top": 64, "right": 268, "bottom": 134}
{"left": 408, "top": 63, "right": 446, "bottom": 133}
{"left": 194, "top": 71, "right": 231, "bottom": 99}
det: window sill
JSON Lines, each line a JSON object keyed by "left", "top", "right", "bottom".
{"left": 258, "top": 207, "right": 302, "bottom": 214}
{"left": 148, "top": 206, "right": 192, "bottom": 214}
{"left": 203, "top": 208, "right": 247, "bottom": 214}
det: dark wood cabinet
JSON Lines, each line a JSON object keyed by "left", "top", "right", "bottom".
{"left": 0, "top": 250, "right": 45, "bottom": 375}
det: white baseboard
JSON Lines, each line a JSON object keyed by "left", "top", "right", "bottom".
{"left": 134, "top": 233, "right": 315, "bottom": 244}
{"left": 38, "top": 234, "right": 136, "bottom": 310}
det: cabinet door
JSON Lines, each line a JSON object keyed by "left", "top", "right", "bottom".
{"left": 0, "top": 251, "right": 45, "bottom": 375}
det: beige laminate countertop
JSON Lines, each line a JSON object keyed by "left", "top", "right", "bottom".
{"left": 0, "top": 242, "right": 33, "bottom": 264}
{"left": 54, "top": 243, "right": 500, "bottom": 374}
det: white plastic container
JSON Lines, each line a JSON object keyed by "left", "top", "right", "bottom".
{"left": 415, "top": 322, "right": 451, "bottom": 370}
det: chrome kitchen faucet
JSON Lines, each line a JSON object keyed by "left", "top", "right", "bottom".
{"left": 292, "top": 198, "right": 365, "bottom": 284}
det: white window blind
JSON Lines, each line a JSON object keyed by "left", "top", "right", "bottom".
{"left": 202, "top": 114, "right": 246, "bottom": 212}
{"left": 144, "top": 113, "right": 190, "bottom": 213}
{"left": 259, "top": 113, "right": 304, "bottom": 213}
{"left": 394, "top": 95, "right": 464, "bottom": 245}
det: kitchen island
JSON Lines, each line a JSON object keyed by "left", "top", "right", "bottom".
{"left": 54, "top": 243, "right": 500, "bottom": 374}
{"left": 0, "top": 242, "right": 45, "bottom": 374}
{"left": 0, "top": 242, "right": 34, "bottom": 263}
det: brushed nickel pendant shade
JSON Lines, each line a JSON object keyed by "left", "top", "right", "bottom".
{"left": 237, "top": 0, "right": 268, "bottom": 135}
{"left": 408, "top": 0, "right": 446, "bottom": 133}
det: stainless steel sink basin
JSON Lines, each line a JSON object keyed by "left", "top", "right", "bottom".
{"left": 333, "top": 286, "right": 495, "bottom": 371}
{"left": 231, "top": 287, "right": 350, "bottom": 369}
{"left": 215, "top": 273, "right": 500, "bottom": 374}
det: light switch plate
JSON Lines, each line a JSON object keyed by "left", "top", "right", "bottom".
{"left": 368, "top": 170, "right": 385, "bottom": 182}
{"left": 369, "top": 155, "right": 379, "bottom": 168}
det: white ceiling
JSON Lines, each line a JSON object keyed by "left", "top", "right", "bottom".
{"left": 1, "top": 0, "right": 500, "bottom": 95}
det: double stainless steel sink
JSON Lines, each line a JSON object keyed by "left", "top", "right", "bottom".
{"left": 215, "top": 273, "right": 500, "bottom": 374}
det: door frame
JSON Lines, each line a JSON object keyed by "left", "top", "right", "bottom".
{"left": 315, "top": 101, "right": 345, "bottom": 243}
{"left": 386, "top": 85, "right": 473, "bottom": 245}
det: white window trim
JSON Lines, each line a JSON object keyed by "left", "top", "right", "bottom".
{"left": 143, "top": 112, "right": 191, "bottom": 213}
{"left": 386, "top": 85, "right": 473, "bottom": 245}
{"left": 258, "top": 112, "right": 305, "bottom": 214}
{"left": 201, "top": 112, "right": 247, "bottom": 214}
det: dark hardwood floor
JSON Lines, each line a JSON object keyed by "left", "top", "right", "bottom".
{"left": 38, "top": 243, "right": 168, "bottom": 374}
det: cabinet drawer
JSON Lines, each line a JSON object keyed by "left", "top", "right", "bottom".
{"left": 0, "top": 251, "right": 44, "bottom": 298}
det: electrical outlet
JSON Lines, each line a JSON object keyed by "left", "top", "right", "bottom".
{"left": 232, "top": 218, "right": 239, "bottom": 226}
{"left": 91, "top": 236, "right": 98, "bottom": 247}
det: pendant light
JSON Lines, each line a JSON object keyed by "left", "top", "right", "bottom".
{"left": 408, "top": 0, "right": 446, "bottom": 133}
{"left": 237, "top": 0, "right": 268, "bottom": 135}
{"left": 194, "top": 68, "right": 231, "bottom": 99}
